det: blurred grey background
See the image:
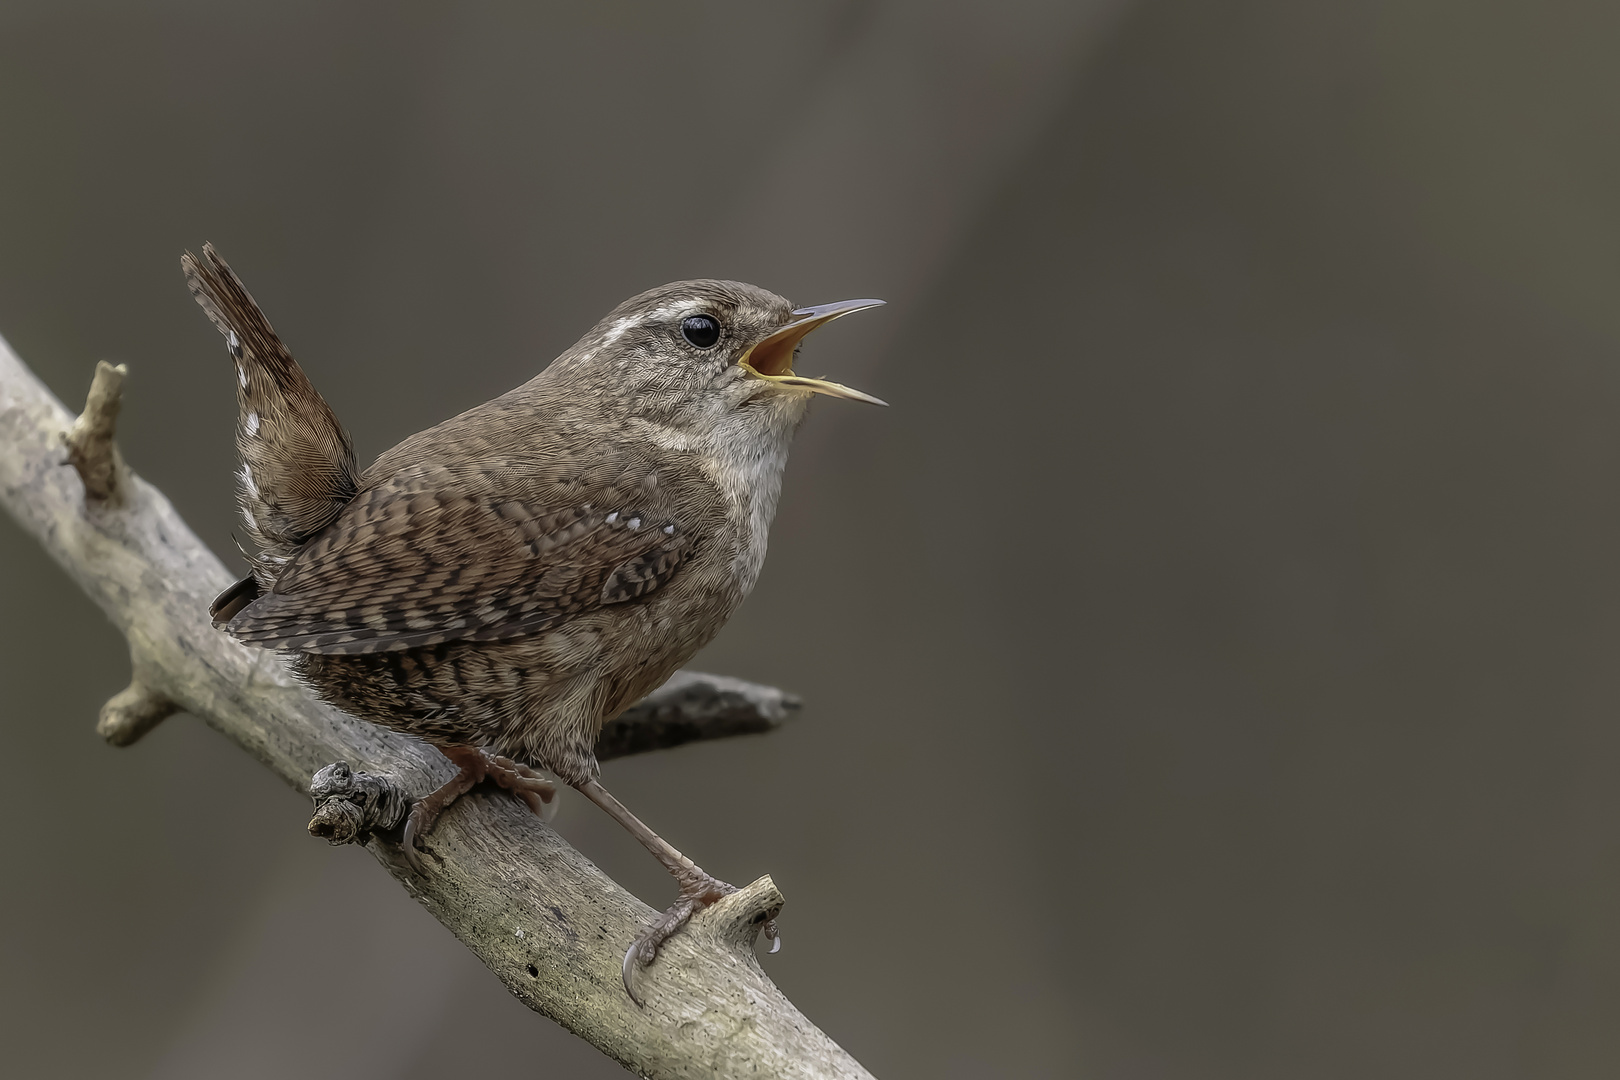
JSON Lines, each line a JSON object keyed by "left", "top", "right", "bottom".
{"left": 4, "top": 1, "right": 1620, "bottom": 1077}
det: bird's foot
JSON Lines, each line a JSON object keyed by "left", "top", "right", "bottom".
{"left": 621, "top": 868, "right": 781, "bottom": 1004}
{"left": 401, "top": 747, "right": 558, "bottom": 872}
{"left": 482, "top": 753, "right": 561, "bottom": 821}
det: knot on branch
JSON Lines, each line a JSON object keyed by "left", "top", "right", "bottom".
{"left": 308, "top": 761, "right": 410, "bottom": 845}
{"left": 62, "top": 360, "right": 128, "bottom": 503}
{"left": 97, "top": 679, "right": 178, "bottom": 746}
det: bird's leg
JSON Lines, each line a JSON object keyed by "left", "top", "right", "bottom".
{"left": 401, "top": 746, "right": 558, "bottom": 871}
{"left": 576, "top": 777, "right": 779, "bottom": 1000}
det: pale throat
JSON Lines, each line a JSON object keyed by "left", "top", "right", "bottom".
{"left": 630, "top": 398, "right": 804, "bottom": 599}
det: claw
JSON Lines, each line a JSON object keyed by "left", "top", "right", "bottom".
{"left": 572, "top": 777, "right": 773, "bottom": 1003}
{"left": 615, "top": 874, "right": 741, "bottom": 1001}
{"left": 623, "top": 943, "right": 646, "bottom": 1007}
{"left": 401, "top": 804, "right": 428, "bottom": 872}
{"left": 764, "top": 918, "right": 781, "bottom": 954}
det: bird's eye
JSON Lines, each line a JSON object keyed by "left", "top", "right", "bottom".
{"left": 681, "top": 315, "right": 721, "bottom": 349}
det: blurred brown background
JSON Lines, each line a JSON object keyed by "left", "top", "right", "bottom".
{"left": 4, "top": 1, "right": 1620, "bottom": 1077}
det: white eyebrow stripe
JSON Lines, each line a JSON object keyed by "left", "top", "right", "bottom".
{"left": 599, "top": 301, "right": 709, "bottom": 344}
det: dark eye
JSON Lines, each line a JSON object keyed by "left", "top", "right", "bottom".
{"left": 681, "top": 314, "right": 721, "bottom": 349}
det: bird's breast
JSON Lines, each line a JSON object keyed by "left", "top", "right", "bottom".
{"left": 695, "top": 433, "right": 794, "bottom": 602}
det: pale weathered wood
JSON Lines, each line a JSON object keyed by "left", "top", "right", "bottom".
{"left": 60, "top": 359, "right": 128, "bottom": 502}
{"left": 0, "top": 333, "right": 873, "bottom": 1080}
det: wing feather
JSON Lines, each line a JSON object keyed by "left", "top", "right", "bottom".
{"left": 224, "top": 458, "right": 698, "bottom": 654}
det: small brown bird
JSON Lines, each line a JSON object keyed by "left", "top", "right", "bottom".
{"left": 182, "top": 244, "right": 883, "bottom": 998}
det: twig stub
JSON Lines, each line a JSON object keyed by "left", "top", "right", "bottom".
{"left": 96, "top": 679, "right": 179, "bottom": 747}
{"left": 62, "top": 360, "right": 129, "bottom": 503}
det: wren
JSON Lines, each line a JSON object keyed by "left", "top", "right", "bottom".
{"left": 182, "top": 244, "right": 883, "bottom": 1000}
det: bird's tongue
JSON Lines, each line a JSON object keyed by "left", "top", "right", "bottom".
{"left": 737, "top": 299, "right": 888, "bottom": 406}
{"left": 743, "top": 328, "right": 807, "bottom": 377}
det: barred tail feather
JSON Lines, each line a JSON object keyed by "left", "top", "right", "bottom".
{"left": 183, "top": 244, "right": 359, "bottom": 571}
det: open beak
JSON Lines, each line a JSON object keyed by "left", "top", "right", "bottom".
{"left": 738, "top": 298, "right": 888, "bottom": 406}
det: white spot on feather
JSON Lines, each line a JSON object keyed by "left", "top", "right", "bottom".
{"left": 663, "top": 524, "right": 675, "bottom": 535}
{"left": 244, "top": 411, "right": 259, "bottom": 436}
{"left": 239, "top": 463, "right": 259, "bottom": 500}
{"left": 236, "top": 362, "right": 247, "bottom": 388}
{"left": 605, "top": 511, "right": 618, "bottom": 524}
{"left": 627, "top": 517, "right": 641, "bottom": 530}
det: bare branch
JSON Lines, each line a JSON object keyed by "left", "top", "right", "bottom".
{"left": 599, "top": 670, "right": 801, "bottom": 760}
{"left": 0, "top": 335, "right": 874, "bottom": 1080}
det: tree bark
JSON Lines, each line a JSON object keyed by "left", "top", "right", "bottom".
{"left": 0, "top": 340, "right": 873, "bottom": 1080}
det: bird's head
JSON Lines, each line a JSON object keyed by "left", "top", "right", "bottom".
{"left": 553, "top": 279, "right": 885, "bottom": 437}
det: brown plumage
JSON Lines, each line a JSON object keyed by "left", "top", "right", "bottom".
{"left": 181, "top": 244, "right": 883, "bottom": 998}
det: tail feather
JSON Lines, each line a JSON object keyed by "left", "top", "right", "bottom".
{"left": 183, "top": 244, "right": 359, "bottom": 571}
{"left": 210, "top": 572, "right": 262, "bottom": 624}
